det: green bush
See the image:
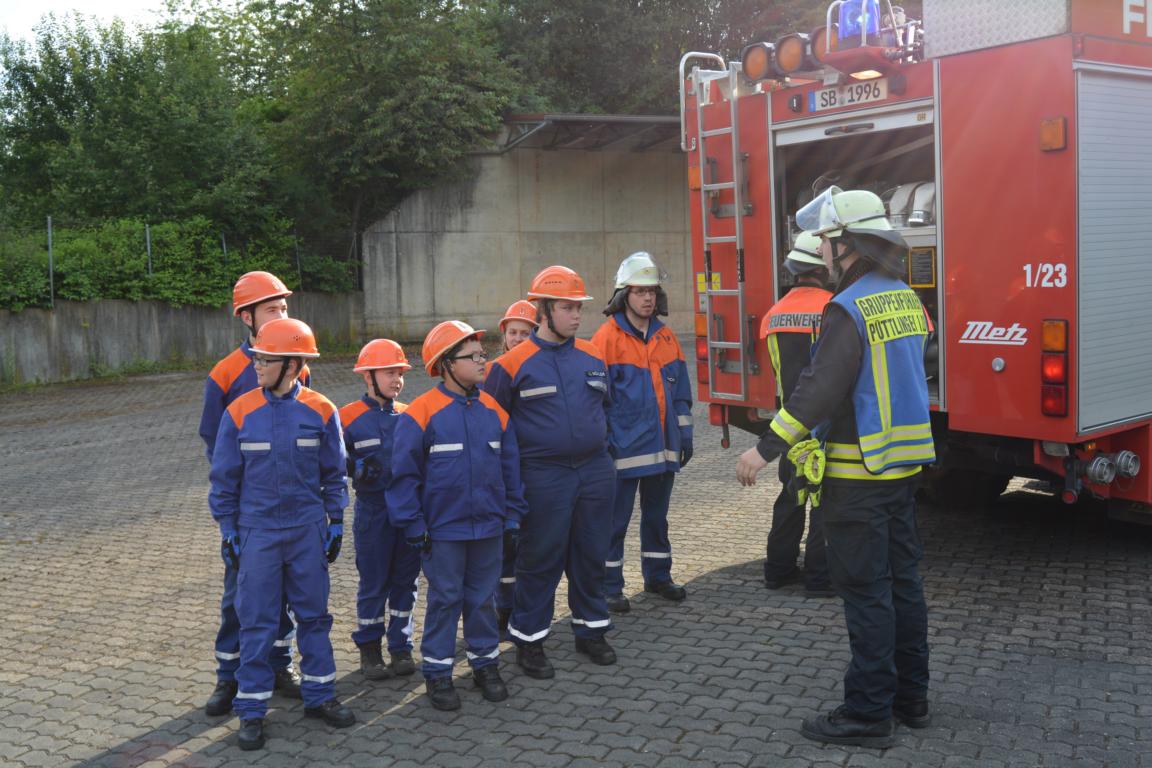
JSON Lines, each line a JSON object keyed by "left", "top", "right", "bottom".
{"left": 0, "top": 217, "right": 355, "bottom": 311}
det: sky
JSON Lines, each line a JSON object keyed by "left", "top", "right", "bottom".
{"left": 1, "top": 0, "right": 169, "bottom": 42}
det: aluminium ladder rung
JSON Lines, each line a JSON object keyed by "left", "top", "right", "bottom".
{"left": 704, "top": 235, "right": 737, "bottom": 244}
{"left": 702, "top": 181, "right": 735, "bottom": 192}
{"left": 710, "top": 341, "right": 743, "bottom": 350}
{"left": 706, "top": 288, "right": 740, "bottom": 296}
{"left": 701, "top": 127, "right": 733, "bottom": 137}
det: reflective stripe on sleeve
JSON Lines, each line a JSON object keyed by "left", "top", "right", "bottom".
{"left": 769, "top": 408, "right": 809, "bottom": 446}
{"left": 500, "top": 577, "right": 516, "bottom": 584}
{"left": 488, "top": 441, "right": 501, "bottom": 450}
{"left": 605, "top": 560, "right": 623, "bottom": 568}
{"left": 296, "top": 438, "right": 320, "bottom": 448}
{"left": 429, "top": 443, "right": 464, "bottom": 454}
{"left": 678, "top": 414, "right": 693, "bottom": 427}
{"left": 240, "top": 442, "right": 271, "bottom": 452}
{"left": 215, "top": 650, "right": 241, "bottom": 661}
{"left": 354, "top": 438, "right": 382, "bottom": 449}
{"left": 521, "top": 385, "right": 558, "bottom": 399}
{"left": 615, "top": 450, "right": 680, "bottom": 471}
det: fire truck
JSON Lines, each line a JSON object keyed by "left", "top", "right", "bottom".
{"left": 680, "top": 0, "right": 1152, "bottom": 517}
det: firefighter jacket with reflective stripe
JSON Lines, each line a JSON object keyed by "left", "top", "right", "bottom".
{"left": 209, "top": 382, "right": 348, "bottom": 530}
{"left": 339, "top": 395, "right": 407, "bottom": 503}
{"left": 590, "top": 312, "right": 693, "bottom": 478}
{"left": 199, "top": 339, "right": 311, "bottom": 461}
{"left": 755, "top": 266, "right": 934, "bottom": 482}
{"left": 482, "top": 330, "right": 611, "bottom": 463}
{"left": 388, "top": 383, "right": 528, "bottom": 541}
{"left": 761, "top": 286, "right": 832, "bottom": 402}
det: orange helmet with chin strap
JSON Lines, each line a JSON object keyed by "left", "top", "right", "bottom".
{"left": 500, "top": 299, "right": 539, "bottom": 331}
{"left": 232, "top": 271, "right": 292, "bottom": 316}
{"left": 250, "top": 318, "right": 319, "bottom": 358}
{"left": 354, "top": 339, "right": 411, "bottom": 372}
{"left": 422, "top": 321, "right": 485, "bottom": 376}
{"left": 526, "top": 266, "right": 593, "bottom": 302}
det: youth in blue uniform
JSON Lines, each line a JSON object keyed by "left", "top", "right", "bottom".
{"left": 209, "top": 318, "right": 355, "bottom": 751}
{"left": 738, "top": 189, "right": 934, "bottom": 748}
{"left": 339, "top": 339, "right": 421, "bottom": 680}
{"left": 199, "top": 271, "right": 307, "bottom": 717}
{"left": 389, "top": 321, "right": 528, "bottom": 710}
{"left": 482, "top": 266, "right": 617, "bottom": 679}
{"left": 492, "top": 299, "right": 539, "bottom": 634}
{"left": 591, "top": 252, "right": 693, "bottom": 613}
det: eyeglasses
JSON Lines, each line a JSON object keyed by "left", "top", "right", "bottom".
{"left": 253, "top": 356, "right": 284, "bottom": 367}
{"left": 630, "top": 287, "right": 658, "bottom": 296}
{"left": 449, "top": 351, "right": 488, "bottom": 364}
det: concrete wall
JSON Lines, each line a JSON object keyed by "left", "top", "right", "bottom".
{"left": 0, "top": 292, "right": 364, "bottom": 385}
{"left": 362, "top": 149, "right": 691, "bottom": 341}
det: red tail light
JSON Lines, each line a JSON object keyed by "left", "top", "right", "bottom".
{"left": 696, "top": 360, "right": 709, "bottom": 385}
{"left": 1041, "top": 385, "right": 1067, "bottom": 417}
{"left": 1041, "top": 352, "right": 1066, "bottom": 384}
{"left": 709, "top": 403, "right": 726, "bottom": 426}
{"left": 695, "top": 337, "right": 708, "bottom": 362}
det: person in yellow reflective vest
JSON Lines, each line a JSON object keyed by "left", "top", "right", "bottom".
{"left": 759, "top": 232, "right": 832, "bottom": 597}
{"left": 736, "top": 188, "right": 935, "bottom": 749}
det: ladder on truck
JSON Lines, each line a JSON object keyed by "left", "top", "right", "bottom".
{"left": 679, "top": 53, "right": 751, "bottom": 403}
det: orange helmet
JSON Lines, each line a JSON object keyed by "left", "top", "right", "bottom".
{"left": 500, "top": 299, "right": 539, "bottom": 332}
{"left": 354, "top": 339, "right": 411, "bottom": 372}
{"left": 422, "top": 320, "right": 485, "bottom": 376}
{"left": 526, "top": 265, "right": 593, "bottom": 302}
{"left": 233, "top": 271, "right": 292, "bottom": 316}
{"left": 250, "top": 318, "right": 320, "bottom": 358}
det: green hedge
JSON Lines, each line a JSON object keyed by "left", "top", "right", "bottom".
{"left": 0, "top": 217, "right": 356, "bottom": 311}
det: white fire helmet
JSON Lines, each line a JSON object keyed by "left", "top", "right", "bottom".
{"left": 614, "top": 251, "right": 662, "bottom": 289}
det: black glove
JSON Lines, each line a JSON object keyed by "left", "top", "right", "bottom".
{"left": 325, "top": 522, "right": 343, "bottom": 563}
{"left": 350, "top": 457, "right": 382, "bottom": 484}
{"left": 406, "top": 532, "right": 431, "bottom": 554}
{"left": 680, "top": 440, "right": 694, "bottom": 468}
{"left": 220, "top": 530, "right": 241, "bottom": 570}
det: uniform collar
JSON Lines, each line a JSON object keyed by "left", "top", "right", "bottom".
{"left": 530, "top": 328, "right": 575, "bottom": 350}
{"left": 613, "top": 310, "right": 662, "bottom": 341}
{"left": 264, "top": 380, "right": 302, "bottom": 402}
{"left": 436, "top": 381, "right": 480, "bottom": 403}
{"left": 240, "top": 338, "right": 254, "bottom": 358}
{"left": 834, "top": 260, "right": 873, "bottom": 294}
{"left": 361, "top": 393, "right": 395, "bottom": 413}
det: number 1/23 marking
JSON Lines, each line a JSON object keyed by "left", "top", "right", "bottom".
{"left": 1023, "top": 263, "right": 1067, "bottom": 288}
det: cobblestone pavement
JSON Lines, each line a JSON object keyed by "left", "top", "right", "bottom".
{"left": 3, "top": 354, "right": 1152, "bottom": 768}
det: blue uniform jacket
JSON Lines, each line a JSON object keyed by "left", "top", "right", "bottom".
{"left": 339, "top": 395, "right": 406, "bottom": 505}
{"left": 209, "top": 382, "right": 348, "bottom": 531}
{"left": 388, "top": 384, "right": 528, "bottom": 541}
{"left": 591, "top": 313, "right": 693, "bottom": 478}
{"left": 482, "top": 330, "right": 611, "bottom": 463}
{"left": 199, "top": 338, "right": 311, "bottom": 461}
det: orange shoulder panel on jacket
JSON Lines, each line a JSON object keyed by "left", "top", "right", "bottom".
{"left": 489, "top": 337, "right": 538, "bottom": 381}
{"left": 574, "top": 338, "right": 607, "bottom": 363}
{"left": 208, "top": 348, "right": 251, "bottom": 392}
{"left": 404, "top": 388, "right": 454, "bottom": 431}
{"left": 394, "top": 401, "right": 408, "bottom": 414}
{"left": 478, "top": 391, "right": 510, "bottom": 430}
{"left": 226, "top": 388, "right": 267, "bottom": 430}
{"left": 339, "top": 399, "right": 371, "bottom": 429}
{"left": 297, "top": 387, "right": 337, "bottom": 423}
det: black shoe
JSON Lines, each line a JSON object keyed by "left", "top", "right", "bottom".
{"left": 606, "top": 594, "right": 631, "bottom": 614}
{"left": 804, "top": 584, "right": 836, "bottom": 598}
{"left": 644, "top": 581, "right": 687, "bottom": 601}
{"left": 472, "top": 665, "right": 509, "bottom": 702}
{"left": 204, "top": 680, "right": 237, "bottom": 717}
{"left": 237, "top": 718, "right": 265, "bottom": 751}
{"left": 764, "top": 569, "right": 801, "bottom": 590}
{"left": 304, "top": 698, "right": 356, "bottom": 728}
{"left": 574, "top": 636, "right": 617, "bottom": 666}
{"left": 426, "top": 677, "right": 461, "bottom": 711}
{"left": 515, "top": 642, "right": 555, "bottom": 679}
{"left": 800, "top": 706, "right": 896, "bottom": 748}
{"left": 273, "top": 666, "right": 302, "bottom": 699}
{"left": 358, "top": 641, "right": 393, "bottom": 680}
{"left": 390, "top": 649, "right": 416, "bottom": 677}
{"left": 894, "top": 699, "right": 932, "bottom": 728}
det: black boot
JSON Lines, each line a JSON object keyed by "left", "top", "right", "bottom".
{"left": 894, "top": 699, "right": 932, "bottom": 728}
{"left": 606, "top": 594, "right": 631, "bottom": 614}
{"left": 644, "top": 580, "right": 687, "bottom": 601}
{"left": 204, "top": 680, "right": 237, "bottom": 717}
{"left": 237, "top": 718, "right": 265, "bottom": 751}
{"left": 273, "top": 666, "right": 302, "bottom": 699}
{"left": 304, "top": 698, "right": 356, "bottom": 728}
{"left": 574, "top": 635, "right": 617, "bottom": 665}
{"left": 800, "top": 706, "right": 896, "bottom": 748}
{"left": 515, "top": 641, "right": 555, "bottom": 679}
{"left": 358, "top": 641, "right": 393, "bottom": 680}
{"left": 426, "top": 677, "right": 462, "bottom": 710}
{"left": 472, "top": 665, "right": 509, "bottom": 702}
{"left": 390, "top": 649, "right": 416, "bottom": 677}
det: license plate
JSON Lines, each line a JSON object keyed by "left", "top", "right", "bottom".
{"left": 808, "top": 79, "right": 888, "bottom": 112}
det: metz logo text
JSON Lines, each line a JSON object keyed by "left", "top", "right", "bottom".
{"left": 959, "top": 321, "right": 1028, "bottom": 346}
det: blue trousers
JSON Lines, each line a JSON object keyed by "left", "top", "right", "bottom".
{"left": 821, "top": 480, "right": 930, "bottom": 720}
{"left": 764, "top": 457, "right": 829, "bottom": 589}
{"left": 420, "top": 536, "right": 502, "bottom": 680}
{"left": 494, "top": 537, "right": 516, "bottom": 614}
{"left": 216, "top": 541, "right": 293, "bottom": 682}
{"left": 605, "top": 472, "right": 675, "bottom": 595}
{"left": 235, "top": 522, "right": 337, "bottom": 719}
{"left": 351, "top": 498, "right": 421, "bottom": 651}
{"left": 509, "top": 453, "right": 615, "bottom": 643}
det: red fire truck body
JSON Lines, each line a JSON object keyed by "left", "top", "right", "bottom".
{"left": 682, "top": 1, "right": 1152, "bottom": 514}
